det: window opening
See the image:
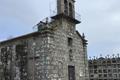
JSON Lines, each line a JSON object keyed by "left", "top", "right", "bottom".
{"left": 64, "top": 0, "right": 68, "bottom": 15}
{"left": 68, "top": 37, "right": 73, "bottom": 46}
{"left": 69, "top": 3, "right": 73, "bottom": 17}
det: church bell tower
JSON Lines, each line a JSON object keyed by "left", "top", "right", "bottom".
{"left": 57, "top": 0, "right": 75, "bottom": 18}
{"left": 52, "top": 0, "right": 80, "bottom": 24}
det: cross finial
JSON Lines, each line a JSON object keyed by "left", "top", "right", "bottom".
{"left": 82, "top": 33, "right": 85, "bottom": 39}
{"left": 100, "top": 54, "right": 102, "bottom": 57}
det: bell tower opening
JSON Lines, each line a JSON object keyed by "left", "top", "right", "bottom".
{"left": 69, "top": 2, "right": 73, "bottom": 17}
{"left": 64, "top": 0, "right": 68, "bottom": 15}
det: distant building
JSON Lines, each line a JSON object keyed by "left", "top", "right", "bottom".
{"left": 89, "top": 55, "right": 120, "bottom": 80}
{"left": 0, "top": 0, "right": 89, "bottom": 80}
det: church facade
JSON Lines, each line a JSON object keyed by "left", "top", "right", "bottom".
{"left": 0, "top": 0, "right": 89, "bottom": 80}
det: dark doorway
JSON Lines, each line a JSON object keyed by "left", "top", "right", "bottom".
{"left": 68, "top": 65, "right": 75, "bottom": 80}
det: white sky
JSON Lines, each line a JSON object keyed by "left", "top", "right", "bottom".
{"left": 0, "top": 0, "right": 120, "bottom": 57}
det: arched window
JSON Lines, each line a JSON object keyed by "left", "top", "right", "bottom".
{"left": 64, "top": 0, "right": 68, "bottom": 15}
{"left": 69, "top": 2, "right": 73, "bottom": 17}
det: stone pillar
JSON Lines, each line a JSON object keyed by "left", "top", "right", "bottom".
{"left": 82, "top": 34, "right": 89, "bottom": 80}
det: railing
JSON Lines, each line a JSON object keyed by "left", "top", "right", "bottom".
{"left": 50, "top": 10, "right": 81, "bottom": 21}
{"left": 75, "top": 12, "right": 81, "bottom": 21}
{"left": 34, "top": 10, "right": 81, "bottom": 31}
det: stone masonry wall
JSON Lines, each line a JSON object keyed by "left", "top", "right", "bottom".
{"left": 0, "top": 18, "right": 88, "bottom": 80}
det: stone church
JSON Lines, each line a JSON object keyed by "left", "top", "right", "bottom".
{"left": 0, "top": 0, "right": 89, "bottom": 80}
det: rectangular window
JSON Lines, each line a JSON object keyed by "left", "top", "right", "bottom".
{"left": 114, "top": 74, "right": 117, "bottom": 78}
{"left": 118, "top": 64, "right": 120, "bottom": 68}
{"left": 119, "top": 74, "right": 120, "bottom": 77}
{"left": 94, "top": 70, "right": 97, "bottom": 73}
{"left": 113, "top": 69, "right": 117, "bottom": 73}
{"left": 68, "top": 65, "right": 75, "bottom": 80}
{"left": 104, "top": 74, "right": 107, "bottom": 77}
{"left": 118, "top": 69, "right": 120, "bottom": 72}
{"left": 99, "top": 74, "right": 102, "bottom": 77}
{"left": 103, "top": 69, "right": 107, "bottom": 73}
{"left": 68, "top": 37, "right": 73, "bottom": 46}
{"left": 108, "top": 74, "right": 112, "bottom": 77}
{"left": 98, "top": 70, "right": 102, "bottom": 73}
{"left": 90, "top": 75, "right": 94, "bottom": 77}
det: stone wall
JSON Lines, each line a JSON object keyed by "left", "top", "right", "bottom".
{"left": 0, "top": 18, "right": 89, "bottom": 80}
{"left": 50, "top": 19, "right": 87, "bottom": 80}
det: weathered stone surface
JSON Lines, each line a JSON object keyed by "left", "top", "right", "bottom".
{"left": 0, "top": 0, "right": 89, "bottom": 80}
{"left": 0, "top": 17, "right": 89, "bottom": 80}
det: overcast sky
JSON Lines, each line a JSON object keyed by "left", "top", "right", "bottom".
{"left": 0, "top": 0, "right": 120, "bottom": 58}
